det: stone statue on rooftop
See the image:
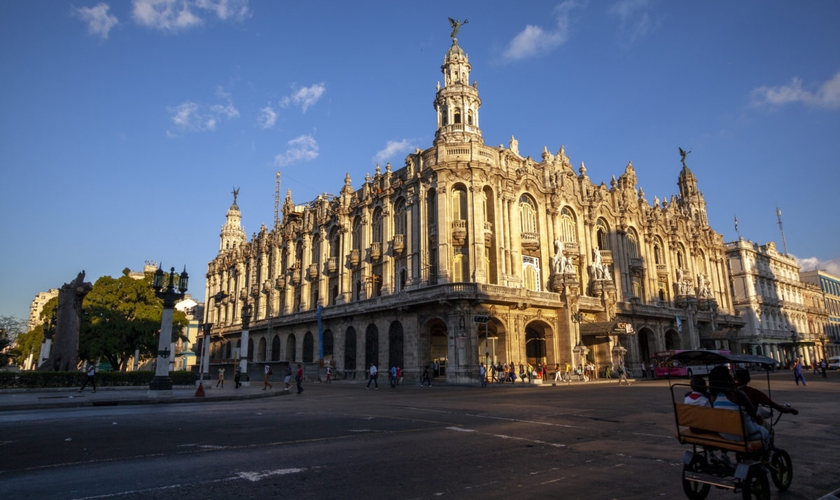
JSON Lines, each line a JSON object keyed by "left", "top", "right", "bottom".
{"left": 679, "top": 147, "right": 691, "bottom": 168}
{"left": 448, "top": 17, "right": 468, "bottom": 40}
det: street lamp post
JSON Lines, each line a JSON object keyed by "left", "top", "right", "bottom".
{"left": 238, "top": 290, "right": 253, "bottom": 387}
{"left": 570, "top": 310, "right": 588, "bottom": 381}
{"left": 150, "top": 265, "right": 188, "bottom": 393}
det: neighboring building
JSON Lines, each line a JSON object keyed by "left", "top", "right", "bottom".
{"left": 27, "top": 289, "right": 59, "bottom": 333}
{"left": 204, "top": 31, "right": 743, "bottom": 383}
{"left": 174, "top": 296, "right": 204, "bottom": 371}
{"left": 726, "top": 239, "right": 829, "bottom": 367}
{"left": 800, "top": 269, "right": 840, "bottom": 359}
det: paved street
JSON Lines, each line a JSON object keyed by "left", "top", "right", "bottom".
{"left": 1, "top": 372, "right": 838, "bottom": 500}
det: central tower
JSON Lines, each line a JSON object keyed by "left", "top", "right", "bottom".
{"left": 433, "top": 29, "right": 483, "bottom": 145}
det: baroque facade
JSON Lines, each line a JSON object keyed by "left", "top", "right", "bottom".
{"left": 725, "top": 239, "right": 830, "bottom": 366}
{"left": 800, "top": 269, "right": 840, "bottom": 359}
{"left": 204, "top": 33, "right": 744, "bottom": 383}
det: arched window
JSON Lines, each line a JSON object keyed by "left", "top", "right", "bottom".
{"left": 271, "top": 335, "right": 280, "bottom": 361}
{"left": 519, "top": 195, "right": 537, "bottom": 233}
{"left": 451, "top": 185, "right": 468, "bottom": 220}
{"left": 373, "top": 208, "right": 383, "bottom": 245}
{"left": 394, "top": 198, "right": 406, "bottom": 236}
{"left": 467, "top": 110, "right": 474, "bottom": 125}
{"left": 453, "top": 247, "right": 468, "bottom": 282}
{"left": 596, "top": 219, "right": 610, "bottom": 250}
{"left": 303, "top": 332, "right": 314, "bottom": 363}
{"left": 352, "top": 217, "right": 363, "bottom": 251}
{"left": 454, "top": 107, "right": 461, "bottom": 124}
{"left": 286, "top": 334, "right": 296, "bottom": 362}
{"left": 559, "top": 207, "right": 576, "bottom": 243}
{"left": 626, "top": 228, "right": 639, "bottom": 258}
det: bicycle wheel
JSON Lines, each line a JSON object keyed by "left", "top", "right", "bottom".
{"left": 769, "top": 449, "right": 792, "bottom": 491}
{"left": 742, "top": 466, "right": 770, "bottom": 500}
{"left": 682, "top": 456, "right": 711, "bottom": 500}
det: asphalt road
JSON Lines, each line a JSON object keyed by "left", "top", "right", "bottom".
{"left": 1, "top": 372, "right": 838, "bottom": 500}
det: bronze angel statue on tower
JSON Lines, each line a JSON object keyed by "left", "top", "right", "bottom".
{"left": 449, "top": 17, "right": 468, "bottom": 40}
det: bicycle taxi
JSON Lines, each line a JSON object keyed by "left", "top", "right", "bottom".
{"left": 668, "top": 350, "right": 796, "bottom": 500}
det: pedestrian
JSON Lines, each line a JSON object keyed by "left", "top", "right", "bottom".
{"left": 553, "top": 363, "right": 562, "bottom": 384}
{"left": 366, "top": 363, "right": 379, "bottom": 390}
{"left": 234, "top": 365, "right": 242, "bottom": 388}
{"left": 284, "top": 365, "right": 292, "bottom": 391}
{"left": 820, "top": 359, "right": 827, "bottom": 378}
{"left": 812, "top": 361, "right": 820, "bottom": 375}
{"left": 420, "top": 367, "right": 432, "bottom": 387}
{"left": 509, "top": 363, "right": 516, "bottom": 383}
{"left": 216, "top": 368, "right": 225, "bottom": 388}
{"left": 295, "top": 364, "right": 304, "bottom": 394}
{"left": 78, "top": 363, "right": 96, "bottom": 393}
{"left": 325, "top": 365, "right": 332, "bottom": 383}
{"left": 263, "top": 364, "right": 273, "bottom": 390}
{"left": 564, "top": 361, "right": 572, "bottom": 382}
{"left": 480, "top": 363, "right": 487, "bottom": 387}
{"left": 604, "top": 364, "right": 612, "bottom": 380}
{"left": 793, "top": 358, "right": 807, "bottom": 386}
{"left": 390, "top": 365, "right": 397, "bottom": 388}
{"left": 618, "top": 361, "right": 631, "bottom": 386}
{"left": 641, "top": 362, "right": 647, "bottom": 379}
{"left": 396, "top": 365, "right": 402, "bottom": 385}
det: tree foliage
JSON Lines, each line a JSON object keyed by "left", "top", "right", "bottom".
{"left": 1, "top": 314, "right": 34, "bottom": 366}
{"left": 78, "top": 270, "right": 187, "bottom": 372}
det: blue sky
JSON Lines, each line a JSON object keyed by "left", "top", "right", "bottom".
{"left": 2, "top": 0, "right": 839, "bottom": 322}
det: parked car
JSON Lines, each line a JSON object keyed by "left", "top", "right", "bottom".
{"left": 827, "top": 356, "right": 840, "bottom": 370}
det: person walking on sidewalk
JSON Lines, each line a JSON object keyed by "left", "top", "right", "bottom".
{"left": 793, "top": 358, "right": 807, "bottom": 386}
{"left": 420, "top": 367, "right": 432, "bottom": 387}
{"left": 366, "top": 363, "right": 379, "bottom": 389}
{"left": 78, "top": 364, "right": 96, "bottom": 393}
{"left": 234, "top": 365, "right": 242, "bottom": 388}
{"left": 617, "top": 361, "right": 631, "bottom": 386}
{"left": 216, "top": 368, "right": 224, "bottom": 388}
{"left": 325, "top": 365, "right": 332, "bottom": 383}
{"left": 480, "top": 363, "right": 487, "bottom": 388}
{"left": 263, "top": 364, "right": 273, "bottom": 390}
{"left": 295, "top": 364, "right": 304, "bottom": 394}
{"left": 284, "top": 365, "right": 292, "bottom": 391}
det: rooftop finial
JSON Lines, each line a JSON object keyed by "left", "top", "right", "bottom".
{"left": 448, "top": 17, "right": 468, "bottom": 42}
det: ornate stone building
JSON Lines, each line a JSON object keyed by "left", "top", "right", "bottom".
{"left": 204, "top": 32, "right": 743, "bottom": 383}
{"left": 726, "top": 239, "right": 830, "bottom": 367}
{"left": 800, "top": 269, "right": 840, "bottom": 359}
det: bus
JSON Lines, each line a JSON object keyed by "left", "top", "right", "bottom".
{"left": 651, "top": 350, "right": 731, "bottom": 378}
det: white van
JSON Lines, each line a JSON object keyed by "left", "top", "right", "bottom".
{"left": 828, "top": 356, "right": 840, "bottom": 370}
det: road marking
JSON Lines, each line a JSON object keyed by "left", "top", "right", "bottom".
{"left": 237, "top": 468, "right": 305, "bottom": 482}
{"left": 446, "top": 426, "right": 566, "bottom": 448}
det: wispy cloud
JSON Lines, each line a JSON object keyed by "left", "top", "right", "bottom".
{"left": 73, "top": 3, "right": 119, "bottom": 40}
{"left": 195, "top": 0, "right": 251, "bottom": 22}
{"left": 373, "top": 139, "right": 416, "bottom": 164}
{"left": 750, "top": 71, "right": 840, "bottom": 110}
{"left": 501, "top": 1, "right": 580, "bottom": 62}
{"left": 796, "top": 255, "right": 840, "bottom": 277}
{"left": 132, "top": 0, "right": 250, "bottom": 32}
{"left": 607, "top": 0, "right": 656, "bottom": 45}
{"left": 257, "top": 105, "right": 278, "bottom": 129}
{"left": 280, "top": 83, "right": 326, "bottom": 113}
{"left": 166, "top": 87, "right": 239, "bottom": 135}
{"left": 275, "top": 135, "right": 319, "bottom": 166}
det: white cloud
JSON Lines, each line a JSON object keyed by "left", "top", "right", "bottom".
{"left": 796, "top": 255, "right": 840, "bottom": 277}
{"left": 280, "top": 83, "right": 326, "bottom": 113}
{"left": 258, "top": 105, "right": 277, "bottom": 129}
{"left": 195, "top": 0, "right": 251, "bottom": 22}
{"left": 132, "top": 0, "right": 203, "bottom": 32}
{"left": 501, "top": 1, "right": 579, "bottom": 62}
{"left": 607, "top": 0, "right": 655, "bottom": 44}
{"left": 274, "top": 135, "right": 319, "bottom": 166}
{"left": 166, "top": 88, "right": 238, "bottom": 135}
{"left": 73, "top": 3, "right": 119, "bottom": 40}
{"left": 373, "top": 139, "right": 416, "bottom": 164}
{"left": 750, "top": 71, "right": 840, "bottom": 110}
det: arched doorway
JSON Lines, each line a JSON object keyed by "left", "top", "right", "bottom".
{"left": 303, "top": 331, "right": 314, "bottom": 362}
{"left": 388, "top": 321, "right": 404, "bottom": 371}
{"left": 525, "top": 326, "right": 547, "bottom": 367}
{"left": 637, "top": 327, "right": 654, "bottom": 363}
{"left": 365, "top": 324, "right": 379, "bottom": 370}
{"left": 344, "top": 327, "right": 357, "bottom": 372}
{"left": 475, "top": 318, "right": 506, "bottom": 368}
{"left": 421, "top": 318, "right": 448, "bottom": 378}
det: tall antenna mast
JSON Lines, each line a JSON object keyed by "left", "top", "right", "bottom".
{"left": 274, "top": 171, "right": 282, "bottom": 228}
{"left": 776, "top": 206, "right": 788, "bottom": 255}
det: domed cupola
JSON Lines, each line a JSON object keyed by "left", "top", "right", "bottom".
{"left": 219, "top": 187, "right": 246, "bottom": 252}
{"left": 433, "top": 19, "right": 483, "bottom": 145}
{"left": 676, "top": 148, "right": 708, "bottom": 226}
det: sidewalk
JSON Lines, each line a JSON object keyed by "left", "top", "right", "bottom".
{"left": 0, "top": 382, "right": 288, "bottom": 412}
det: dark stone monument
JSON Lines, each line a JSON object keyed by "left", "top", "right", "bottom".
{"left": 39, "top": 271, "right": 92, "bottom": 371}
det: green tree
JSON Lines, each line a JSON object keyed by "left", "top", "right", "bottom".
{"left": 79, "top": 269, "right": 187, "bottom": 372}
{"left": 1, "top": 315, "right": 31, "bottom": 366}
